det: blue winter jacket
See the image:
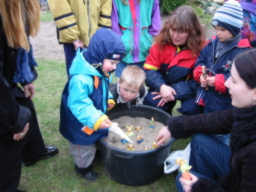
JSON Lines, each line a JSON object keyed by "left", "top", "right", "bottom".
{"left": 60, "top": 50, "right": 110, "bottom": 145}
{"left": 194, "top": 36, "right": 250, "bottom": 113}
{"left": 59, "top": 28, "right": 125, "bottom": 145}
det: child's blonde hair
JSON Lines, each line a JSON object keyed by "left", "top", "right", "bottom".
{"left": 119, "top": 65, "right": 145, "bottom": 89}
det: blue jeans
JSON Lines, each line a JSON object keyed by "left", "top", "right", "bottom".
{"left": 63, "top": 43, "right": 76, "bottom": 77}
{"left": 176, "top": 134, "right": 231, "bottom": 192}
{"left": 115, "top": 61, "right": 144, "bottom": 77}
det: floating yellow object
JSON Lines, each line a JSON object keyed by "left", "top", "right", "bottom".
{"left": 135, "top": 126, "right": 142, "bottom": 131}
{"left": 176, "top": 158, "right": 192, "bottom": 180}
{"left": 126, "top": 125, "right": 134, "bottom": 132}
{"left": 136, "top": 135, "right": 143, "bottom": 141}
{"left": 127, "top": 144, "right": 135, "bottom": 151}
{"left": 152, "top": 141, "right": 158, "bottom": 149}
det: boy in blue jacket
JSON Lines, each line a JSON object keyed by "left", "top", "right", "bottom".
{"left": 193, "top": 0, "right": 251, "bottom": 144}
{"left": 60, "top": 29, "right": 126, "bottom": 181}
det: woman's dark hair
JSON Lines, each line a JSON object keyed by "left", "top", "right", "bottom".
{"left": 234, "top": 49, "right": 256, "bottom": 89}
{"left": 155, "top": 5, "right": 205, "bottom": 55}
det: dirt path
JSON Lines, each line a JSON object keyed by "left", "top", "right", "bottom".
{"left": 30, "top": 21, "right": 64, "bottom": 61}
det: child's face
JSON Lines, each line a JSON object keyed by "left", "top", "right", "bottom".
{"left": 119, "top": 82, "right": 139, "bottom": 102}
{"left": 169, "top": 28, "right": 189, "bottom": 46}
{"left": 225, "top": 64, "right": 256, "bottom": 108}
{"left": 102, "top": 59, "right": 119, "bottom": 73}
{"left": 215, "top": 26, "right": 233, "bottom": 42}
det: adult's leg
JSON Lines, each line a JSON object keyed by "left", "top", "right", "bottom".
{"left": 16, "top": 96, "right": 58, "bottom": 165}
{"left": 0, "top": 141, "right": 23, "bottom": 192}
{"left": 17, "top": 97, "right": 46, "bottom": 162}
{"left": 189, "top": 134, "right": 231, "bottom": 180}
{"left": 63, "top": 43, "right": 76, "bottom": 77}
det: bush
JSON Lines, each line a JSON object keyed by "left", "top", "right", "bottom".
{"left": 160, "top": 0, "right": 187, "bottom": 15}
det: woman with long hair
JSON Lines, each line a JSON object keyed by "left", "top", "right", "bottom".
{"left": 143, "top": 5, "right": 205, "bottom": 115}
{"left": 0, "top": 1, "right": 58, "bottom": 191}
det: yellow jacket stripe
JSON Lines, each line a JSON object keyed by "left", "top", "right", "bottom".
{"left": 144, "top": 63, "right": 159, "bottom": 71}
{"left": 48, "top": 0, "right": 111, "bottom": 46}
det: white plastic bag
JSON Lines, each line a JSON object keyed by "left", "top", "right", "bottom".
{"left": 164, "top": 143, "right": 191, "bottom": 174}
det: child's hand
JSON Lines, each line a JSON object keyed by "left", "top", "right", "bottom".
{"left": 200, "top": 74, "right": 208, "bottom": 88}
{"left": 99, "top": 118, "right": 112, "bottom": 129}
{"left": 206, "top": 76, "right": 215, "bottom": 87}
{"left": 160, "top": 84, "right": 176, "bottom": 101}
{"left": 108, "top": 103, "right": 115, "bottom": 111}
{"left": 179, "top": 173, "right": 198, "bottom": 192}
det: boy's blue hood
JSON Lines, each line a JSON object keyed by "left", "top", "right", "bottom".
{"left": 83, "top": 28, "right": 126, "bottom": 64}
{"left": 69, "top": 50, "right": 100, "bottom": 77}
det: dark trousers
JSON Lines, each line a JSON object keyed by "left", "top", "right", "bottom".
{"left": 176, "top": 134, "right": 231, "bottom": 192}
{"left": 0, "top": 140, "right": 24, "bottom": 192}
{"left": 17, "top": 96, "right": 46, "bottom": 162}
{"left": 0, "top": 89, "right": 46, "bottom": 191}
{"left": 63, "top": 43, "right": 76, "bottom": 77}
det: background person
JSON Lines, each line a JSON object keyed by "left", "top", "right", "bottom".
{"left": 143, "top": 5, "right": 205, "bottom": 115}
{"left": 48, "top": 0, "right": 112, "bottom": 76}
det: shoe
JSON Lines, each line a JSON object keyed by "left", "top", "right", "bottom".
{"left": 24, "top": 145, "right": 59, "bottom": 166}
{"left": 75, "top": 165, "right": 98, "bottom": 181}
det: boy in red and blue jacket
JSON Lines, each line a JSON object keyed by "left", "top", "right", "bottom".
{"left": 193, "top": 0, "right": 251, "bottom": 144}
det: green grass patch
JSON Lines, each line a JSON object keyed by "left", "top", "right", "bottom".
{"left": 40, "top": 11, "right": 53, "bottom": 22}
{"left": 19, "top": 59, "right": 189, "bottom": 191}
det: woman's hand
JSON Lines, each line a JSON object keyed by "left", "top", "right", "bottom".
{"left": 155, "top": 126, "right": 171, "bottom": 146}
{"left": 160, "top": 84, "right": 176, "bottom": 102}
{"left": 24, "top": 83, "right": 35, "bottom": 99}
{"left": 180, "top": 173, "right": 198, "bottom": 192}
{"left": 99, "top": 118, "right": 112, "bottom": 129}
{"left": 13, "top": 123, "right": 30, "bottom": 141}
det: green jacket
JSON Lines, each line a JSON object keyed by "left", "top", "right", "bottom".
{"left": 48, "top": 0, "right": 111, "bottom": 46}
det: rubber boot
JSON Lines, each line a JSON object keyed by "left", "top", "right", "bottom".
{"left": 75, "top": 165, "right": 98, "bottom": 181}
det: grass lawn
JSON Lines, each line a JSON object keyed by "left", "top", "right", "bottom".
{"left": 19, "top": 59, "right": 190, "bottom": 192}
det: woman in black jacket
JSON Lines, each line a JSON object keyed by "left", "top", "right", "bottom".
{"left": 0, "top": 0, "right": 58, "bottom": 191}
{"left": 156, "top": 49, "right": 256, "bottom": 192}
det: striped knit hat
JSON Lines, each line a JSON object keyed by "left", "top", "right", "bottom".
{"left": 212, "top": 0, "right": 243, "bottom": 31}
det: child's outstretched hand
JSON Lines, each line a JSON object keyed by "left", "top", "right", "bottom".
{"left": 179, "top": 173, "right": 198, "bottom": 192}
{"left": 99, "top": 118, "right": 112, "bottom": 129}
